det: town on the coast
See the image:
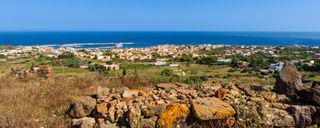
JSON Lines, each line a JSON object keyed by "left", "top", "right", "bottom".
{"left": 1, "top": 44, "right": 320, "bottom": 127}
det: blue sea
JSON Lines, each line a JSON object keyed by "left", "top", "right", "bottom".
{"left": 0, "top": 32, "right": 320, "bottom": 48}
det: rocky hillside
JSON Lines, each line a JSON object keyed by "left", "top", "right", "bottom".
{"left": 68, "top": 62, "right": 320, "bottom": 128}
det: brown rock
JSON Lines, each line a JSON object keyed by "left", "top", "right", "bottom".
{"left": 298, "top": 82, "right": 320, "bottom": 106}
{"left": 235, "top": 83, "right": 256, "bottom": 97}
{"left": 71, "top": 117, "right": 96, "bottom": 128}
{"left": 191, "top": 97, "right": 235, "bottom": 120}
{"left": 97, "top": 102, "right": 108, "bottom": 116}
{"left": 141, "top": 117, "right": 157, "bottom": 128}
{"left": 260, "top": 91, "right": 278, "bottom": 103}
{"left": 156, "top": 83, "right": 177, "bottom": 90}
{"left": 260, "top": 106, "right": 295, "bottom": 127}
{"left": 287, "top": 105, "right": 316, "bottom": 127}
{"left": 122, "top": 90, "right": 138, "bottom": 99}
{"left": 216, "top": 88, "right": 228, "bottom": 99}
{"left": 274, "top": 62, "right": 302, "bottom": 99}
{"left": 69, "top": 96, "right": 96, "bottom": 118}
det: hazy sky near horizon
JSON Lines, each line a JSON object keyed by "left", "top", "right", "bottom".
{"left": 0, "top": 0, "right": 320, "bottom": 31}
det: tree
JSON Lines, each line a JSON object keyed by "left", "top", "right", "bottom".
{"left": 58, "top": 52, "right": 75, "bottom": 59}
{"left": 245, "top": 52, "right": 270, "bottom": 69}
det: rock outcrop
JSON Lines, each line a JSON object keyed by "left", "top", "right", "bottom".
{"left": 274, "top": 62, "right": 302, "bottom": 99}
{"left": 67, "top": 79, "right": 320, "bottom": 128}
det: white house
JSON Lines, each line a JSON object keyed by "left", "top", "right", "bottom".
{"left": 269, "top": 62, "right": 284, "bottom": 72}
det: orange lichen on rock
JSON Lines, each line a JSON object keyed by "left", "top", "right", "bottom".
{"left": 157, "top": 103, "right": 189, "bottom": 128}
{"left": 216, "top": 88, "right": 228, "bottom": 99}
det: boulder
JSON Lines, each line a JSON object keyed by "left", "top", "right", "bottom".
{"left": 69, "top": 96, "right": 96, "bottom": 118}
{"left": 191, "top": 97, "right": 235, "bottom": 120}
{"left": 287, "top": 105, "right": 316, "bottom": 127}
{"left": 71, "top": 117, "right": 96, "bottom": 128}
{"left": 274, "top": 62, "right": 302, "bottom": 98}
{"left": 260, "top": 106, "right": 295, "bottom": 127}
{"left": 298, "top": 82, "right": 320, "bottom": 106}
{"left": 157, "top": 103, "right": 189, "bottom": 128}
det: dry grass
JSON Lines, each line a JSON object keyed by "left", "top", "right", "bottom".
{"left": 0, "top": 74, "right": 122, "bottom": 128}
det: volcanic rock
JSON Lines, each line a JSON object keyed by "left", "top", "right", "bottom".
{"left": 274, "top": 62, "right": 302, "bottom": 99}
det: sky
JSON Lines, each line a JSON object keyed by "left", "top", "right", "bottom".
{"left": 0, "top": 0, "right": 320, "bottom": 31}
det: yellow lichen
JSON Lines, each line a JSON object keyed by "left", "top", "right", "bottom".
{"left": 157, "top": 103, "right": 189, "bottom": 128}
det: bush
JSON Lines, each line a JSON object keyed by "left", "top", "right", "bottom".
{"left": 161, "top": 69, "right": 174, "bottom": 77}
{"left": 0, "top": 54, "right": 5, "bottom": 59}
{"left": 63, "top": 57, "right": 80, "bottom": 68}
{"left": 185, "top": 76, "right": 203, "bottom": 85}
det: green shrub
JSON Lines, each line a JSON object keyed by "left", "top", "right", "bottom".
{"left": 161, "top": 69, "right": 174, "bottom": 77}
{"left": 0, "top": 54, "right": 5, "bottom": 59}
{"left": 185, "top": 76, "right": 203, "bottom": 85}
{"left": 63, "top": 57, "right": 80, "bottom": 68}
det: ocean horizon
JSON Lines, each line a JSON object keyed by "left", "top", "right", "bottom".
{"left": 0, "top": 31, "right": 320, "bottom": 48}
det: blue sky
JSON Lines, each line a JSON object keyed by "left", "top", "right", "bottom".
{"left": 0, "top": 0, "right": 319, "bottom": 31}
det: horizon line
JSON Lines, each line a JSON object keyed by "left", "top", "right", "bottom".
{"left": 0, "top": 30, "right": 320, "bottom": 33}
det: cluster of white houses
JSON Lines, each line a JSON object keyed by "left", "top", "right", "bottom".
{"left": 1, "top": 45, "right": 320, "bottom": 74}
